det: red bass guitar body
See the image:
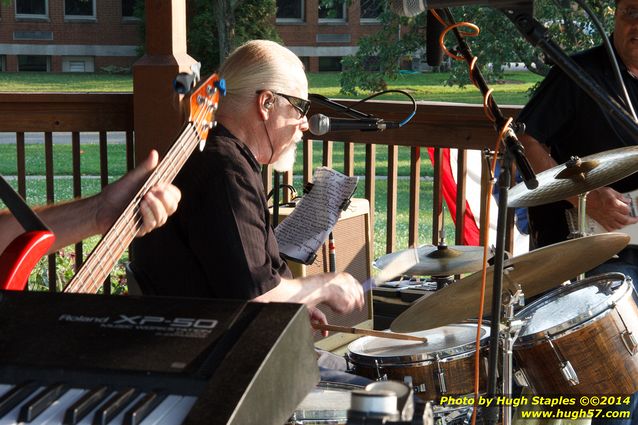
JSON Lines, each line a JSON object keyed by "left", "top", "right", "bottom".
{"left": 0, "top": 231, "right": 55, "bottom": 291}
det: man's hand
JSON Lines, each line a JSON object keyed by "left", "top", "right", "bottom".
{"left": 308, "top": 306, "right": 329, "bottom": 337}
{"left": 323, "top": 272, "right": 365, "bottom": 314}
{"left": 96, "top": 150, "right": 181, "bottom": 236}
{"left": 584, "top": 186, "right": 638, "bottom": 231}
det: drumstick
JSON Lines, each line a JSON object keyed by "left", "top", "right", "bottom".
{"left": 363, "top": 248, "right": 420, "bottom": 292}
{"left": 312, "top": 323, "right": 427, "bottom": 343}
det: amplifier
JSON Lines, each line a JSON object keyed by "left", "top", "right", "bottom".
{"left": 272, "top": 198, "right": 373, "bottom": 349}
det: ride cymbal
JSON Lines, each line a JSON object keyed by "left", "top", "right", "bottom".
{"left": 508, "top": 146, "right": 638, "bottom": 208}
{"left": 390, "top": 233, "right": 630, "bottom": 333}
{"left": 374, "top": 244, "right": 486, "bottom": 277}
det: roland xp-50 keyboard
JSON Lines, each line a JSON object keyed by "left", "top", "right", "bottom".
{"left": 0, "top": 290, "right": 319, "bottom": 425}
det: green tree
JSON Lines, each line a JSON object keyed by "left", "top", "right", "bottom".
{"left": 341, "top": 0, "right": 615, "bottom": 94}
{"left": 188, "top": 0, "right": 280, "bottom": 73}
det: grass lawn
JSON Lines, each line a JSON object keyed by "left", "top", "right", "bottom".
{"left": 0, "top": 70, "right": 541, "bottom": 105}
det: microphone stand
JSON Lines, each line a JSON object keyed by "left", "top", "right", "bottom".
{"left": 440, "top": 9, "right": 537, "bottom": 425}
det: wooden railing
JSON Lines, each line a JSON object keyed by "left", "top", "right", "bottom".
{"left": 0, "top": 92, "right": 522, "bottom": 292}
{"left": 0, "top": 93, "right": 134, "bottom": 292}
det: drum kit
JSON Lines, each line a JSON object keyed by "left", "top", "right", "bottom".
{"left": 291, "top": 146, "right": 638, "bottom": 425}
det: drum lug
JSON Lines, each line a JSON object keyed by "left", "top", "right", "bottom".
{"left": 403, "top": 376, "right": 425, "bottom": 393}
{"left": 547, "top": 337, "right": 579, "bottom": 386}
{"left": 513, "top": 369, "right": 530, "bottom": 387}
{"left": 560, "top": 361, "right": 580, "bottom": 386}
{"left": 615, "top": 307, "right": 638, "bottom": 355}
{"left": 435, "top": 356, "right": 448, "bottom": 394}
{"left": 621, "top": 331, "right": 638, "bottom": 355}
{"left": 344, "top": 354, "right": 354, "bottom": 373}
{"left": 373, "top": 359, "right": 388, "bottom": 381}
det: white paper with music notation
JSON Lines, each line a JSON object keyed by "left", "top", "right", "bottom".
{"left": 274, "top": 167, "right": 358, "bottom": 264}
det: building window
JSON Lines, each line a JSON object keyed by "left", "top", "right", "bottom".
{"left": 360, "top": 0, "right": 382, "bottom": 21}
{"left": 65, "top": 0, "right": 96, "bottom": 19}
{"left": 319, "top": 0, "right": 346, "bottom": 23}
{"left": 62, "top": 56, "right": 94, "bottom": 72}
{"left": 319, "top": 57, "right": 342, "bottom": 72}
{"left": 122, "top": 0, "right": 141, "bottom": 18}
{"left": 0, "top": 56, "right": 5, "bottom": 72}
{"left": 16, "top": 0, "right": 48, "bottom": 19}
{"left": 276, "top": 0, "right": 303, "bottom": 22}
{"left": 18, "top": 55, "right": 50, "bottom": 72}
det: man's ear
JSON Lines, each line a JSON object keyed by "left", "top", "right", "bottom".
{"left": 258, "top": 91, "right": 274, "bottom": 121}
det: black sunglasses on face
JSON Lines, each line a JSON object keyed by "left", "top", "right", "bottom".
{"left": 257, "top": 90, "right": 311, "bottom": 117}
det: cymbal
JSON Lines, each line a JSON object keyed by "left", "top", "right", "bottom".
{"left": 373, "top": 244, "right": 486, "bottom": 277}
{"left": 508, "top": 146, "right": 638, "bottom": 208}
{"left": 390, "top": 233, "right": 630, "bottom": 333}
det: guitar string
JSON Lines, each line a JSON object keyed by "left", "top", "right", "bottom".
{"left": 66, "top": 90, "right": 217, "bottom": 293}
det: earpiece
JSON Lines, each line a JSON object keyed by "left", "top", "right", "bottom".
{"left": 264, "top": 100, "right": 273, "bottom": 109}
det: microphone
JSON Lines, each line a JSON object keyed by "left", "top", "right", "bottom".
{"left": 390, "top": 0, "right": 528, "bottom": 17}
{"left": 308, "top": 114, "right": 399, "bottom": 136}
{"left": 426, "top": 10, "right": 445, "bottom": 67}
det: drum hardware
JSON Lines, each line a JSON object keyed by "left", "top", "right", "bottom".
{"left": 435, "top": 355, "right": 448, "bottom": 395}
{"left": 347, "top": 381, "right": 431, "bottom": 425}
{"left": 614, "top": 307, "right": 638, "bottom": 355}
{"left": 500, "top": 290, "right": 525, "bottom": 425}
{"left": 374, "top": 359, "right": 389, "bottom": 381}
{"left": 545, "top": 337, "right": 580, "bottom": 386}
{"left": 512, "top": 369, "right": 529, "bottom": 387}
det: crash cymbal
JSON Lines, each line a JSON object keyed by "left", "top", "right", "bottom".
{"left": 390, "top": 233, "right": 630, "bottom": 333}
{"left": 509, "top": 146, "right": 638, "bottom": 208}
{"left": 374, "top": 244, "right": 486, "bottom": 277}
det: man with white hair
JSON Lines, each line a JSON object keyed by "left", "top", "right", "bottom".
{"left": 132, "top": 40, "right": 365, "bottom": 325}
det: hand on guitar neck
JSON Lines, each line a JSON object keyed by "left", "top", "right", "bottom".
{"left": 96, "top": 150, "right": 182, "bottom": 238}
{"left": 0, "top": 150, "right": 181, "bottom": 256}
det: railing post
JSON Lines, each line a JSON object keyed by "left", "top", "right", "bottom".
{"left": 133, "top": 0, "right": 198, "bottom": 163}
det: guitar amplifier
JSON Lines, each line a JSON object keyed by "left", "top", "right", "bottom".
{"left": 272, "top": 198, "right": 373, "bottom": 349}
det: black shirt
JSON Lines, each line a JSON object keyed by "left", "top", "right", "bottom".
{"left": 132, "top": 125, "right": 291, "bottom": 299}
{"left": 517, "top": 41, "right": 638, "bottom": 247}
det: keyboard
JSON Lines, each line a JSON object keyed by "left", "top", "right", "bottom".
{"left": 0, "top": 291, "right": 320, "bottom": 425}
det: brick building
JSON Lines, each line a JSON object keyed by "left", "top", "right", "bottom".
{"left": 276, "top": 0, "right": 383, "bottom": 72}
{"left": 0, "top": 0, "right": 141, "bottom": 72}
{"left": 0, "top": 0, "right": 382, "bottom": 73}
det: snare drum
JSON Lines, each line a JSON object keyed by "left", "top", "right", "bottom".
{"left": 514, "top": 273, "right": 638, "bottom": 395}
{"left": 287, "top": 382, "right": 360, "bottom": 424}
{"left": 346, "top": 323, "right": 489, "bottom": 401}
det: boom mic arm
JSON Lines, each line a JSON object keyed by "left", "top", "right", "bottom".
{"left": 308, "top": 94, "right": 377, "bottom": 119}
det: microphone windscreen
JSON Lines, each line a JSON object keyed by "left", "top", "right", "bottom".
{"left": 426, "top": 10, "right": 445, "bottom": 67}
{"left": 389, "top": 0, "right": 427, "bottom": 17}
{"left": 308, "top": 114, "right": 330, "bottom": 136}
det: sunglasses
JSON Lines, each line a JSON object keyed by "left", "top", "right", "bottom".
{"left": 257, "top": 90, "right": 311, "bottom": 118}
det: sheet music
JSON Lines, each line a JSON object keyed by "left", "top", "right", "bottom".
{"left": 275, "top": 167, "right": 358, "bottom": 264}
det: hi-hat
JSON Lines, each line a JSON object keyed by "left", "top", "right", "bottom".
{"left": 508, "top": 146, "right": 638, "bottom": 208}
{"left": 373, "top": 244, "right": 486, "bottom": 277}
{"left": 390, "top": 233, "right": 630, "bottom": 333}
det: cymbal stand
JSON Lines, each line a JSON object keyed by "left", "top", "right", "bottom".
{"left": 501, "top": 289, "right": 525, "bottom": 425}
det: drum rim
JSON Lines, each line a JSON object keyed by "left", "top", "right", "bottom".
{"left": 347, "top": 322, "right": 490, "bottom": 365}
{"left": 514, "top": 272, "right": 629, "bottom": 344}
